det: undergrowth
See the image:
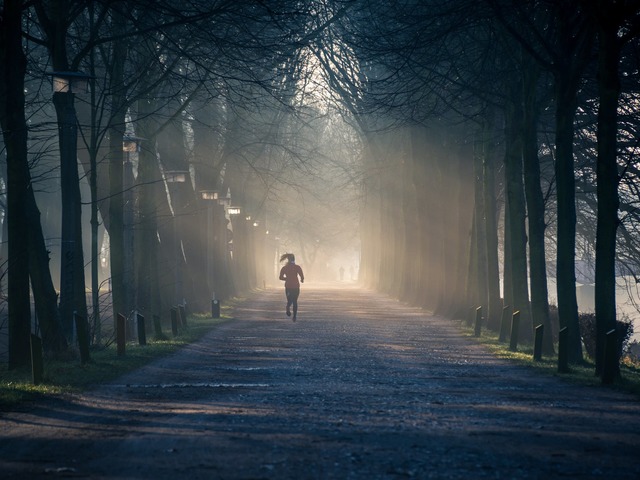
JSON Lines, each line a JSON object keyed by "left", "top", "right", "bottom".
{"left": 461, "top": 322, "right": 640, "bottom": 397}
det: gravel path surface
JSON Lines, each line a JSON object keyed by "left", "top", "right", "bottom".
{"left": 1, "top": 285, "right": 639, "bottom": 479}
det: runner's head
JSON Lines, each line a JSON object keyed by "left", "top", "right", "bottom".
{"left": 280, "top": 253, "right": 295, "bottom": 264}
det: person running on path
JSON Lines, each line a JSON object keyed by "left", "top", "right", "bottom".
{"left": 279, "top": 253, "right": 304, "bottom": 321}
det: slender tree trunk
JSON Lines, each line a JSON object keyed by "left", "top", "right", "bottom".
{"left": 593, "top": 14, "right": 621, "bottom": 377}
{"left": 466, "top": 209, "right": 480, "bottom": 315}
{"left": 108, "top": 127, "right": 127, "bottom": 322}
{"left": 135, "top": 96, "right": 162, "bottom": 326}
{"left": 26, "top": 191, "right": 68, "bottom": 353}
{"left": 363, "top": 135, "right": 384, "bottom": 291}
{"left": 503, "top": 194, "right": 513, "bottom": 311}
{"left": 52, "top": 90, "right": 88, "bottom": 336}
{"left": 390, "top": 148, "right": 406, "bottom": 299}
{"left": 107, "top": 13, "right": 129, "bottom": 323}
{"left": 431, "top": 133, "right": 449, "bottom": 314}
{"left": 410, "top": 127, "right": 434, "bottom": 308}
{"left": 409, "top": 126, "right": 430, "bottom": 306}
{"left": 1, "top": 0, "right": 31, "bottom": 368}
{"left": 554, "top": 73, "right": 583, "bottom": 363}
{"left": 482, "top": 111, "right": 501, "bottom": 330}
{"left": 473, "top": 131, "right": 489, "bottom": 316}
{"left": 504, "top": 95, "right": 532, "bottom": 342}
{"left": 522, "top": 58, "right": 554, "bottom": 355}
{"left": 191, "top": 100, "right": 225, "bottom": 301}
{"left": 552, "top": 5, "right": 593, "bottom": 364}
{"left": 400, "top": 136, "right": 419, "bottom": 303}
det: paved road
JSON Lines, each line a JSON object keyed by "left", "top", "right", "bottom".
{"left": 1, "top": 285, "right": 639, "bottom": 479}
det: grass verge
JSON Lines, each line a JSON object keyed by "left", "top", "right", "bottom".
{"left": 461, "top": 323, "right": 640, "bottom": 397}
{"left": 0, "top": 310, "right": 232, "bottom": 411}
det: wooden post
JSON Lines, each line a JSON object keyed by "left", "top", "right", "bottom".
{"left": 474, "top": 306, "right": 482, "bottom": 337}
{"left": 558, "top": 327, "right": 569, "bottom": 373}
{"left": 509, "top": 310, "right": 520, "bottom": 352}
{"left": 30, "top": 335, "right": 44, "bottom": 385}
{"left": 171, "top": 307, "right": 179, "bottom": 336}
{"left": 137, "top": 313, "right": 147, "bottom": 346}
{"left": 75, "top": 312, "right": 91, "bottom": 364}
{"left": 117, "top": 313, "right": 126, "bottom": 356}
{"left": 602, "top": 328, "right": 618, "bottom": 385}
{"left": 533, "top": 324, "right": 544, "bottom": 361}
{"left": 212, "top": 299, "right": 220, "bottom": 318}
{"left": 499, "top": 305, "right": 510, "bottom": 343}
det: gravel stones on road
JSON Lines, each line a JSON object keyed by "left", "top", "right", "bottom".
{"left": 1, "top": 285, "right": 639, "bottom": 479}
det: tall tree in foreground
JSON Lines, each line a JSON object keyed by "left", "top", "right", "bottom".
{"left": 587, "top": 0, "right": 640, "bottom": 380}
{"left": 1, "top": 0, "right": 31, "bottom": 368}
{"left": 35, "top": 0, "right": 89, "bottom": 335}
{"left": 1, "top": 0, "right": 68, "bottom": 366}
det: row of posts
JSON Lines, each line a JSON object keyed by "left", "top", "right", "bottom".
{"left": 471, "top": 305, "right": 619, "bottom": 384}
{"left": 30, "top": 297, "right": 223, "bottom": 385}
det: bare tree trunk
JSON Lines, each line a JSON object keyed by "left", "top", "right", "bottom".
{"left": 401, "top": 130, "right": 420, "bottom": 304}
{"left": 504, "top": 93, "right": 532, "bottom": 343}
{"left": 522, "top": 57, "right": 554, "bottom": 355}
{"left": 552, "top": 6, "right": 593, "bottom": 364}
{"left": 593, "top": 11, "right": 622, "bottom": 378}
{"left": 135, "top": 95, "right": 163, "bottom": 328}
{"left": 107, "top": 28, "right": 128, "bottom": 323}
{"left": 1, "top": 0, "right": 31, "bottom": 368}
{"left": 473, "top": 130, "right": 489, "bottom": 317}
{"left": 409, "top": 126, "right": 430, "bottom": 306}
{"left": 26, "top": 191, "right": 68, "bottom": 353}
{"left": 360, "top": 134, "right": 384, "bottom": 290}
{"left": 503, "top": 194, "right": 513, "bottom": 311}
{"left": 482, "top": 111, "right": 502, "bottom": 331}
{"left": 554, "top": 72, "right": 583, "bottom": 363}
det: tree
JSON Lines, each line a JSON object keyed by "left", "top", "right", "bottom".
{"left": 586, "top": 0, "right": 640, "bottom": 379}
{"left": 1, "top": 0, "right": 68, "bottom": 368}
{"left": 34, "top": 0, "right": 89, "bottom": 335}
{"left": 1, "top": 0, "right": 32, "bottom": 368}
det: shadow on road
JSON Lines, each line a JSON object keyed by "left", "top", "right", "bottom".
{"left": 1, "top": 285, "right": 639, "bottom": 479}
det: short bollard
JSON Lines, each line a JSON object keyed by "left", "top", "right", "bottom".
{"left": 212, "top": 299, "right": 220, "bottom": 318}
{"left": 602, "top": 328, "right": 618, "bottom": 385}
{"left": 171, "top": 308, "right": 179, "bottom": 336}
{"left": 499, "top": 305, "right": 510, "bottom": 343}
{"left": 30, "top": 334, "right": 44, "bottom": 385}
{"left": 137, "top": 313, "right": 147, "bottom": 346}
{"left": 474, "top": 306, "right": 482, "bottom": 337}
{"left": 75, "top": 312, "right": 91, "bottom": 364}
{"left": 509, "top": 310, "right": 520, "bottom": 352}
{"left": 558, "top": 327, "right": 569, "bottom": 373}
{"left": 533, "top": 324, "right": 544, "bottom": 361}
{"left": 116, "top": 313, "right": 126, "bottom": 356}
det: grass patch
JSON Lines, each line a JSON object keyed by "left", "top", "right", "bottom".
{"left": 461, "top": 322, "right": 640, "bottom": 397}
{"left": 0, "top": 310, "right": 232, "bottom": 411}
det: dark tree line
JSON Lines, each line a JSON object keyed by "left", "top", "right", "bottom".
{"left": 310, "top": 0, "right": 640, "bottom": 380}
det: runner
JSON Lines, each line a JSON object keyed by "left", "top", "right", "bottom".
{"left": 278, "top": 253, "right": 304, "bottom": 321}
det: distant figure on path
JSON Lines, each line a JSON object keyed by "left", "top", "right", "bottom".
{"left": 279, "top": 253, "right": 304, "bottom": 321}
{"left": 339, "top": 266, "right": 345, "bottom": 281}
